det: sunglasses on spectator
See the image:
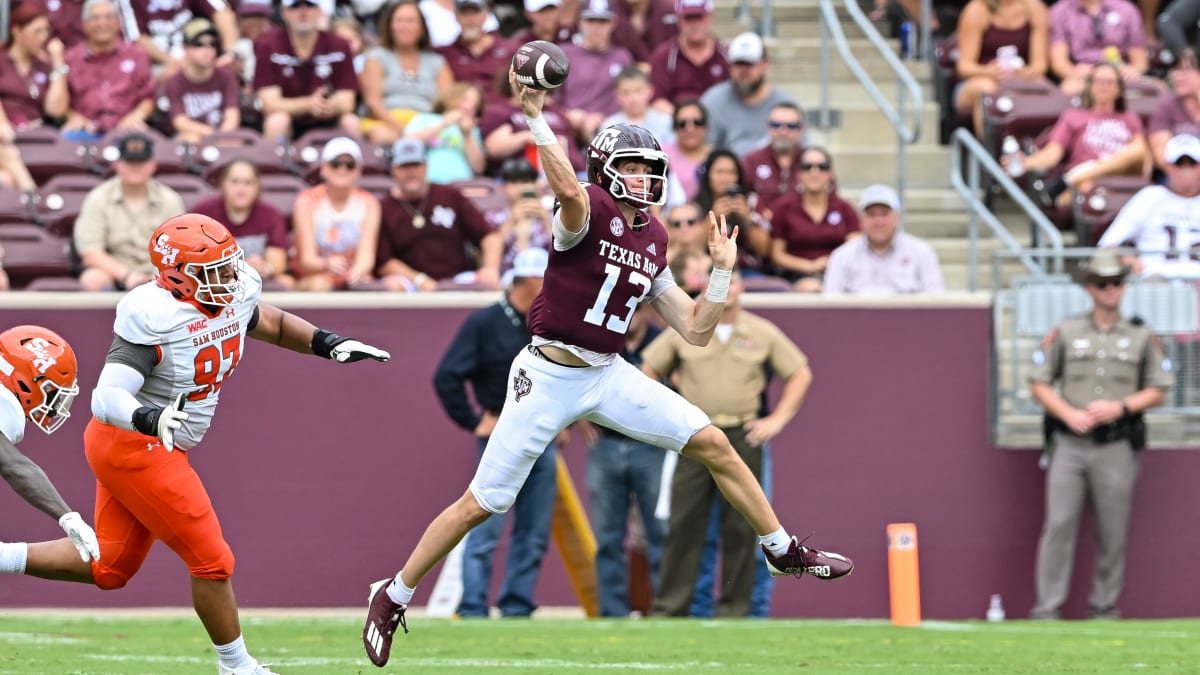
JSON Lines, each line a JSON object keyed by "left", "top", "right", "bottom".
{"left": 1090, "top": 277, "right": 1124, "bottom": 289}
{"left": 328, "top": 159, "right": 358, "bottom": 170}
{"left": 800, "top": 161, "right": 831, "bottom": 172}
{"left": 769, "top": 121, "right": 802, "bottom": 130}
{"left": 669, "top": 216, "right": 701, "bottom": 227}
{"left": 188, "top": 37, "right": 218, "bottom": 48}
{"left": 675, "top": 117, "right": 706, "bottom": 129}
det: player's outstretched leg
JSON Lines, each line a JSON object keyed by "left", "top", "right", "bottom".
{"left": 363, "top": 578, "right": 408, "bottom": 667}
{"left": 681, "top": 426, "right": 853, "bottom": 581}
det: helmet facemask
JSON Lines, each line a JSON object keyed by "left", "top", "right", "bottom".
{"left": 28, "top": 376, "right": 79, "bottom": 434}
{"left": 601, "top": 149, "right": 670, "bottom": 208}
{"left": 187, "top": 247, "right": 246, "bottom": 307}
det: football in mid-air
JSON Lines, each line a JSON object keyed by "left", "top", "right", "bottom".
{"left": 512, "top": 40, "right": 570, "bottom": 90}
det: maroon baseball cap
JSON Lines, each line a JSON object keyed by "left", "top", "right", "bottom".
{"left": 676, "top": 0, "right": 713, "bottom": 16}
{"left": 238, "top": 0, "right": 273, "bottom": 16}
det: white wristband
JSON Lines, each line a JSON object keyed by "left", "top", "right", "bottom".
{"left": 705, "top": 267, "right": 732, "bottom": 303}
{"left": 525, "top": 116, "right": 557, "bottom": 146}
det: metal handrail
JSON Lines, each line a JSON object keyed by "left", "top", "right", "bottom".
{"left": 817, "top": 0, "right": 924, "bottom": 202}
{"left": 735, "top": 0, "right": 775, "bottom": 37}
{"left": 950, "top": 128, "right": 1065, "bottom": 289}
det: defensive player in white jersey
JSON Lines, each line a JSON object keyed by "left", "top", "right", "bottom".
{"left": 0, "top": 214, "right": 390, "bottom": 675}
{"left": 1098, "top": 133, "right": 1200, "bottom": 279}
{"left": 0, "top": 326, "right": 101, "bottom": 568}
{"left": 361, "top": 71, "right": 853, "bottom": 668}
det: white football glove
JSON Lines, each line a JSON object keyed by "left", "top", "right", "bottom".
{"left": 58, "top": 511, "right": 100, "bottom": 562}
{"left": 331, "top": 340, "right": 391, "bottom": 363}
{"left": 131, "top": 393, "right": 190, "bottom": 452}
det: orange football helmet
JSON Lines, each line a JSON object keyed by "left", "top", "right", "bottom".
{"left": 0, "top": 325, "right": 80, "bottom": 435}
{"left": 150, "top": 214, "right": 246, "bottom": 306}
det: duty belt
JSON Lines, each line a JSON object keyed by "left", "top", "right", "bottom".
{"left": 709, "top": 412, "right": 758, "bottom": 428}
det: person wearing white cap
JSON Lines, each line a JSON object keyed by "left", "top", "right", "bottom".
{"left": 822, "top": 184, "right": 944, "bottom": 295}
{"left": 559, "top": 0, "right": 635, "bottom": 141}
{"left": 649, "top": 0, "right": 727, "bottom": 113}
{"left": 1098, "top": 133, "right": 1200, "bottom": 278}
{"left": 699, "top": 31, "right": 799, "bottom": 157}
{"left": 511, "top": 0, "right": 572, "bottom": 45}
{"left": 291, "top": 137, "right": 382, "bottom": 290}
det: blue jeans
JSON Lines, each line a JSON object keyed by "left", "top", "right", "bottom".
{"left": 457, "top": 438, "right": 558, "bottom": 617}
{"left": 690, "top": 444, "right": 775, "bottom": 617}
{"left": 586, "top": 434, "right": 665, "bottom": 618}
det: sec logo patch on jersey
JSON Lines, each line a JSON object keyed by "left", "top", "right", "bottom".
{"left": 609, "top": 217, "right": 624, "bottom": 237}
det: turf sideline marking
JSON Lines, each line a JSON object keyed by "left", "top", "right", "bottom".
{"left": 85, "top": 654, "right": 725, "bottom": 669}
{"left": 919, "top": 621, "right": 1198, "bottom": 639}
{"left": 0, "top": 631, "right": 86, "bottom": 645}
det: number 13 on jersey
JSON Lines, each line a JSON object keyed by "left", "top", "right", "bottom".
{"left": 583, "top": 263, "right": 652, "bottom": 333}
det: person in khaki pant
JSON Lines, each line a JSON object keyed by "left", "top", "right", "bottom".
{"left": 1029, "top": 249, "right": 1172, "bottom": 620}
{"left": 642, "top": 265, "right": 812, "bottom": 617}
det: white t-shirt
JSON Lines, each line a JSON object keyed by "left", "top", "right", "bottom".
{"left": 0, "top": 386, "right": 26, "bottom": 444}
{"left": 1098, "top": 185, "right": 1200, "bottom": 279}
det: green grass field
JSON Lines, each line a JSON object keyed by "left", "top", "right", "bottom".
{"left": 0, "top": 612, "right": 1196, "bottom": 674}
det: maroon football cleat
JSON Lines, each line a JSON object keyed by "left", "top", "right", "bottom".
{"left": 363, "top": 578, "right": 408, "bottom": 667}
{"left": 762, "top": 536, "right": 853, "bottom": 580}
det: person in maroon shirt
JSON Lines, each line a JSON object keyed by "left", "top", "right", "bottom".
{"left": 191, "top": 159, "right": 296, "bottom": 289}
{"left": 161, "top": 17, "right": 240, "bottom": 143}
{"left": 510, "top": 0, "right": 574, "bottom": 45}
{"left": 360, "top": 72, "right": 853, "bottom": 669}
{"left": 648, "top": 0, "right": 728, "bottom": 114}
{"left": 741, "top": 101, "right": 806, "bottom": 220}
{"left": 610, "top": 0, "right": 679, "bottom": 65}
{"left": 769, "top": 146, "right": 860, "bottom": 293}
{"left": 120, "top": 0, "right": 239, "bottom": 82}
{"left": 376, "top": 138, "right": 503, "bottom": 291}
{"left": 63, "top": 0, "right": 156, "bottom": 141}
{"left": 253, "top": 0, "right": 360, "bottom": 141}
{"left": 436, "top": 0, "right": 516, "bottom": 99}
{"left": 481, "top": 71, "right": 585, "bottom": 176}
{"left": 0, "top": 2, "right": 69, "bottom": 190}
{"left": 48, "top": 0, "right": 88, "bottom": 48}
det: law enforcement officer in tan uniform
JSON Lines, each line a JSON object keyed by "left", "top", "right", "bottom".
{"left": 643, "top": 265, "right": 813, "bottom": 617}
{"left": 1029, "top": 249, "right": 1173, "bottom": 620}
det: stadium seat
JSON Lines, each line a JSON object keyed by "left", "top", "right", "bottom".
{"left": 740, "top": 275, "right": 794, "bottom": 292}
{"left": 1073, "top": 175, "right": 1151, "bottom": 245}
{"left": 980, "top": 81, "right": 1071, "bottom": 157}
{"left": 14, "top": 127, "right": 91, "bottom": 186}
{"left": 256, "top": 173, "right": 309, "bottom": 221}
{"left": 89, "top": 129, "right": 191, "bottom": 176}
{"left": 156, "top": 173, "right": 216, "bottom": 210}
{"left": 451, "top": 177, "right": 508, "bottom": 215}
{"left": 1124, "top": 79, "right": 1168, "bottom": 130}
{"left": 0, "top": 186, "right": 34, "bottom": 225}
{"left": 23, "top": 276, "right": 83, "bottom": 291}
{"left": 0, "top": 223, "right": 75, "bottom": 288}
{"left": 357, "top": 174, "right": 396, "bottom": 203}
{"left": 194, "top": 130, "right": 292, "bottom": 186}
{"left": 292, "top": 128, "right": 391, "bottom": 184}
{"left": 34, "top": 173, "right": 102, "bottom": 237}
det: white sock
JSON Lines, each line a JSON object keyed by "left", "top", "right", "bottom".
{"left": 759, "top": 529, "right": 792, "bottom": 555}
{"left": 213, "top": 634, "right": 254, "bottom": 671}
{"left": 386, "top": 571, "right": 415, "bottom": 606}
{"left": 0, "top": 542, "right": 28, "bottom": 574}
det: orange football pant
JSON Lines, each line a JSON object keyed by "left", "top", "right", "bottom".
{"left": 84, "top": 418, "right": 235, "bottom": 590}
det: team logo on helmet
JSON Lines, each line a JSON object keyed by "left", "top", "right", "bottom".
{"left": 154, "top": 233, "right": 179, "bottom": 268}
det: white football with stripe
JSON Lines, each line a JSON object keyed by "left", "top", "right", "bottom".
{"left": 512, "top": 40, "right": 570, "bottom": 90}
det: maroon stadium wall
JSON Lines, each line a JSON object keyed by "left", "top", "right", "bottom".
{"left": 1, "top": 295, "right": 1197, "bottom": 619}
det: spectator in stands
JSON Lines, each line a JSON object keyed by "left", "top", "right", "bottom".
{"left": 662, "top": 99, "right": 711, "bottom": 201}
{"left": 233, "top": 0, "right": 274, "bottom": 84}
{"left": 494, "top": 157, "right": 553, "bottom": 277}
{"left": 588, "top": 302, "right": 666, "bottom": 618}
{"left": 254, "top": 0, "right": 360, "bottom": 142}
{"left": 482, "top": 72, "right": 585, "bottom": 176}
{"left": 701, "top": 32, "right": 796, "bottom": 158}
{"left": 1049, "top": 0, "right": 1148, "bottom": 95}
{"left": 1007, "top": 63, "right": 1148, "bottom": 208}
{"left": 824, "top": 184, "right": 943, "bottom": 295}
{"left": 120, "top": 0, "right": 238, "bottom": 82}
{"left": 1028, "top": 249, "right": 1171, "bottom": 621}
{"left": 0, "top": 246, "right": 8, "bottom": 290}
{"left": 742, "top": 102, "right": 806, "bottom": 220}
{"left": 665, "top": 201, "right": 707, "bottom": 262}
{"left": 74, "top": 133, "right": 186, "bottom": 291}
{"left": 770, "top": 147, "right": 860, "bottom": 293}
{"left": 63, "top": 0, "right": 155, "bottom": 141}
{"left": 1156, "top": 0, "right": 1200, "bottom": 65}
{"left": 161, "top": 18, "right": 240, "bottom": 144}
{"left": 360, "top": 0, "right": 453, "bottom": 144}
{"left": 1098, "top": 134, "right": 1200, "bottom": 276}
{"left": 511, "top": 0, "right": 573, "bottom": 44}
{"left": 649, "top": 0, "right": 728, "bottom": 113}
{"left": 422, "top": 0, "right": 501, "bottom": 49}
{"left": 192, "top": 159, "right": 295, "bottom": 290}
{"left": 954, "top": 0, "right": 1050, "bottom": 135}
{"left": 404, "top": 83, "right": 487, "bottom": 183}
{"left": 558, "top": 0, "right": 634, "bottom": 142}
{"left": 292, "top": 137, "right": 382, "bottom": 291}
{"left": 432, "top": 248, "right": 557, "bottom": 619}
{"left": 436, "top": 0, "right": 513, "bottom": 96}
{"left": 608, "top": 0, "right": 680, "bottom": 66}
{"left": 49, "top": 0, "right": 88, "bottom": 49}
{"left": 602, "top": 66, "right": 676, "bottom": 143}
{"left": 332, "top": 16, "right": 367, "bottom": 74}
{"left": 0, "top": 3, "right": 68, "bottom": 191}
{"left": 1146, "top": 57, "right": 1200, "bottom": 169}
{"left": 695, "top": 149, "right": 771, "bottom": 275}
{"left": 377, "top": 138, "right": 502, "bottom": 290}
{"left": 645, "top": 267, "right": 812, "bottom": 618}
